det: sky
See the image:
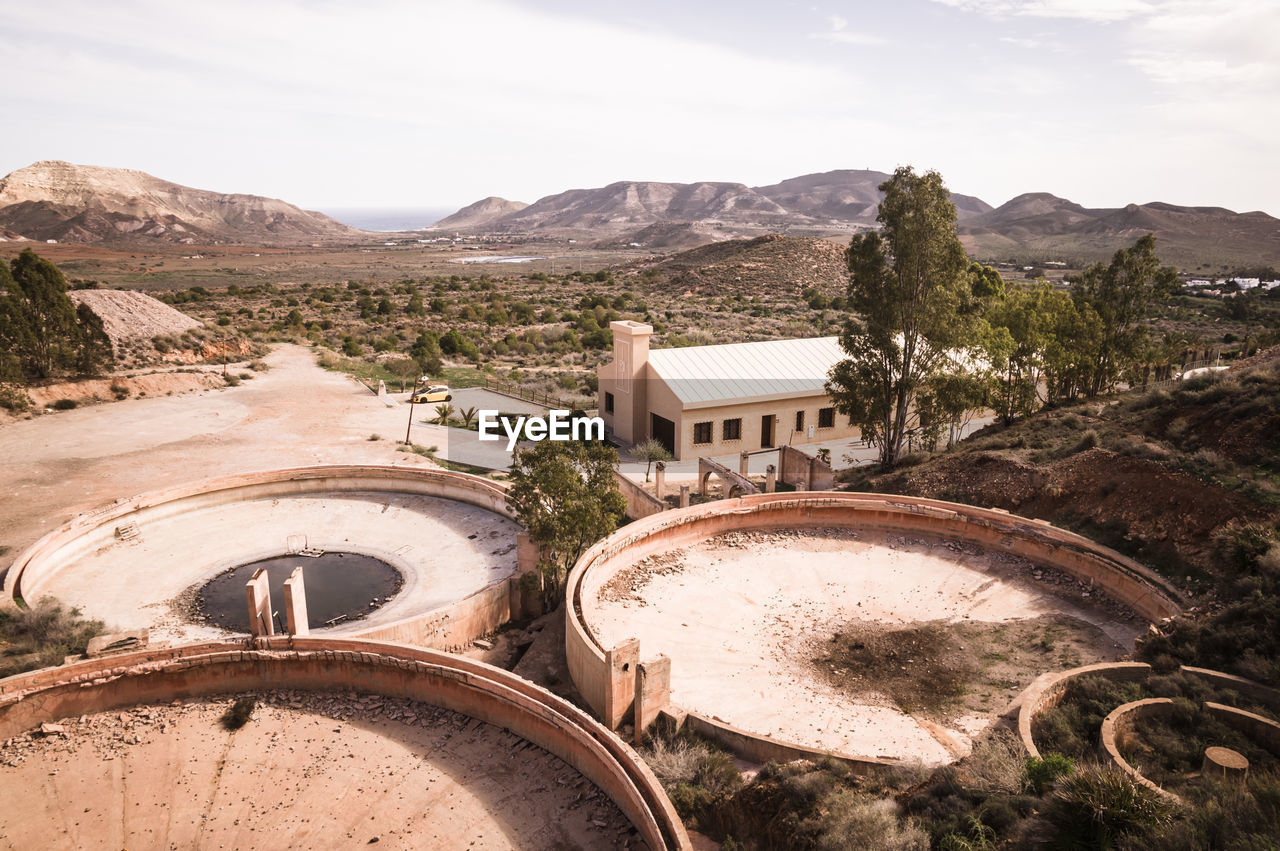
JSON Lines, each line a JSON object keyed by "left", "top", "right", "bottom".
{"left": 0, "top": 0, "right": 1276, "bottom": 214}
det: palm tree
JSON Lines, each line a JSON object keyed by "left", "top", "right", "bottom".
{"left": 433, "top": 403, "right": 456, "bottom": 426}
{"left": 459, "top": 406, "right": 479, "bottom": 429}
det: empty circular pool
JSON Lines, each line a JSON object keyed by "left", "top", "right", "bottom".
{"left": 196, "top": 552, "right": 403, "bottom": 632}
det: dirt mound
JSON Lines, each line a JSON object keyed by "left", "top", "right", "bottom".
{"left": 879, "top": 448, "right": 1262, "bottom": 577}
{"left": 624, "top": 234, "right": 847, "bottom": 296}
{"left": 68, "top": 289, "right": 201, "bottom": 343}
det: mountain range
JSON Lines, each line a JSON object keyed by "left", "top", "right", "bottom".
{"left": 434, "top": 170, "right": 1280, "bottom": 267}
{"left": 0, "top": 161, "right": 360, "bottom": 245}
{"left": 1, "top": 161, "right": 1276, "bottom": 267}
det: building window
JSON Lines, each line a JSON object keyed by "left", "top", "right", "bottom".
{"left": 722, "top": 418, "right": 742, "bottom": 441}
{"left": 604, "top": 392, "right": 614, "bottom": 414}
{"left": 795, "top": 410, "right": 805, "bottom": 432}
{"left": 818, "top": 407, "right": 835, "bottom": 428}
{"left": 693, "top": 421, "right": 713, "bottom": 445}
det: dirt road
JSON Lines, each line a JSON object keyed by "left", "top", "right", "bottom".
{"left": 0, "top": 345, "right": 434, "bottom": 576}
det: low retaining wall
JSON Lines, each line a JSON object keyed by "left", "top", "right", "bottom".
{"left": 1182, "top": 667, "right": 1280, "bottom": 710}
{"left": 684, "top": 712, "right": 896, "bottom": 774}
{"left": 0, "top": 638, "right": 689, "bottom": 851}
{"left": 568, "top": 492, "right": 1184, "bottom": 741}
{"left": 1017, "top": 662, "right": 1153, "bottom": 759}
{"left": 1098, "top": 698, "right": 1181, "bottom": 801}
{"left": 614, "top": 470, "right": 667, "bottom": 520}
{"left": 1205, "top": 702, "right": 1280, "bottom": 754}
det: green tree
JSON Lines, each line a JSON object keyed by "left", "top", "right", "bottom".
{"left": 1071, "top": 234, "right": 1178, "bottom": 395}
{"left": 73, "top": 301, "right": 112, "bottom": 376}
{"left": 826, "top": 167, "right": 977, "bottom": 467}
{"left": 0, "top": 250, "right": 111, "bottom": 381}
{"left": 633, "top": 437, "right": 672, "bottom": 483}
{"left": 433, "top": 402, "right": 455, "bottom": 425}
{"left": 505, "top": 440, "right": 625, "bottom": 599}
{"left": 985, "top": 281, "right": 1081, "bottom": 422}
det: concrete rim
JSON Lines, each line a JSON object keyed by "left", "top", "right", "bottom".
{"left": 0, "top": 636, "right": 691, "bottom": 851}
{"left": 4, "top": 464, "right": 512, "bottom": 606}
{"left": 565, "top": 492, "right": 1186, "bottom": 766}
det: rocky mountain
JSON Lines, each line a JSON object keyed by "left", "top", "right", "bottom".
{"left": 438, "top": 171, "right": 1279, "bottom": 267}
{"left": 432, "top": 196, "right": 528, "bottom": 230}
{"left": 441, "top": 170, "right": 993, "bottom": 236}
{"left": 752, "top": 169, "right": 992, "bottom": 223}
{"left": 0, "top": 161, "right": 364, "bottom": 245}
{"left": 959, "top": 193, "right": 1280, "bottom": 267}
{"left": 484, "top": 180, "right": 792, "bottom": 233}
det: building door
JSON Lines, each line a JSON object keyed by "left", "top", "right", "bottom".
{"left": 760, "top": 414, "right": 774, "bottom": 448}
{"left": 650, "top": 413, "right": 676, "bottom": 456}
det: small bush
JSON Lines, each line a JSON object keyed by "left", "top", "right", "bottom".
{"left": 0, "top": 384, "right": 31, "bottom": 413}
{"left": 221, "top": 696, "right": 257, "bottom": 731}
{"left": 51, "top": 398, "right": 78, "bottom": 410}
{"left": 1041, "top": 767, "right": 1178, "bottom": 847}
{"left": 248, "top": 360, "right": 269, "bottom": 372}
{"left": 808, "top": 793, "right": 929, "bottom": 850}
{"left": 223, "top": 374, "right": 241, "bottom": 387}
{"left": 1073, "top": 429, "right": 1100, "bottom": 453}
{"left": 1024, "top": 753, "right": 1075, "bottom": 794}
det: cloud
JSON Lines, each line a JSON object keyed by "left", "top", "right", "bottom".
{"left": 929, "top": 0, "right": 1155, "bottom": 23}
{"left": 809, "top": 12, "right": 885, "bottom": 46}
{"left": 0, "top": 0, "right": 877, "bottom": 205}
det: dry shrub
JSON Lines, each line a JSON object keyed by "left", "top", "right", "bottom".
{"left": 808, "top": 793, "right": 928, "bottom": 851}
{"left": 0, "top": 598, "right": 105, "bottom": 677}
{"left": 960, "top": 729, "right": 1026, "bottom": 795}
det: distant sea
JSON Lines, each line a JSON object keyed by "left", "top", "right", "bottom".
{"left": 319, "top": 207, "right": 457, "bottom": 232}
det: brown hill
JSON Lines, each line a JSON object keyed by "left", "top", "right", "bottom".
{"left": 622, "top": 234, "right": 847, "bottom": 296}
{"left": 432, "top": 196, "right": 528, "bottom": 230}
{"left": 0, "top": 161, "right": 364, "bottom": 245}
{"left": 960, "top": 193, "right": 1280, "bottom": 266}
{"left": 753, "top": 169, "right": 992, "bottom": 222}
{"left": 858, "top": 358, "right": 1280, "bottom": 581}
{"left": 490, "top": 180, "right": 792, "bottom": 233}
{"left": 598, "top": 222, "right": 726, "bottom": 251}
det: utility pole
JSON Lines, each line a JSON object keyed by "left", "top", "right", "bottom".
{"left": 404, "top": 376, "right": 424, "bottom": 445}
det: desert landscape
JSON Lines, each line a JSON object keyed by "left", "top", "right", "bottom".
{"left": 3, "top": 2, "right": 1280, "bottom": 848}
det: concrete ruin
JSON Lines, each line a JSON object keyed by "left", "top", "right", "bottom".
{"left": 6, "top": 466, "right": 541, "bottom": 650}
{"left": 566, "top": 492, "right": 1185, "bottom": 767}
{"left": 0, "top": 638, "right": 689, "bottom": 849}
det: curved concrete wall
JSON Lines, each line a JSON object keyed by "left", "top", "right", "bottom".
{"left": 0, "top": 637, "right": 690, "bottom": 851}
{"left": 4, "top": 466, "right": 529, "bottom": 649}
{"left": 1017, "top": 662, "right": 1153, "bottom": 759}
{"left": 1098, "top": 698, "right": 1181, "bottom": 802}
{"left": 568, "top": 492, "right": 1184, "bottom": 731}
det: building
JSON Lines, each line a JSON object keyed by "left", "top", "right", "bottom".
{"left": 597, "top": 321, "right": 860, "bottom": 460}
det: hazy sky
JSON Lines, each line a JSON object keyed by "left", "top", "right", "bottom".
{"left": 1, "top": 0, "right": 1276, "bottom": 214}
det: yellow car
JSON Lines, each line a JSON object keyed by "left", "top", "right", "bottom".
{"left": 411, "top": 384, "right": 452, "bottom": 404}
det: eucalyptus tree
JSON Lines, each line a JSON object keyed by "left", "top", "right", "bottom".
{"left": 826, "top": 167, "right": 982, "bottom": 467}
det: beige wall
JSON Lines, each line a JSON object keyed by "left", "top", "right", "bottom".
{"left": 672, "top": 396, "right": 860, "bottom": 461}
{"left": 597, "top": 327, "right": 860, "bottom": 460}
{"left": 598, "top": 321, "right": 652, "bottom": 445}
